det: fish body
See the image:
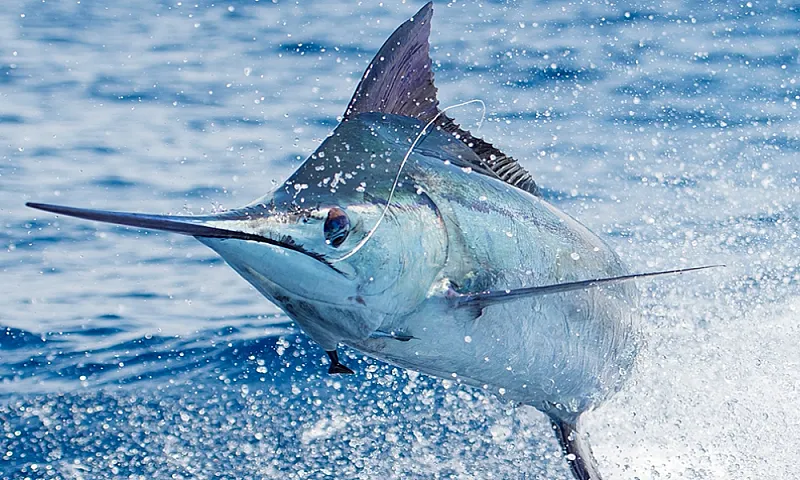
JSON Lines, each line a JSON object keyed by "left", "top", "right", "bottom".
{"left": 26, "top": 4, "right": 711, "bottom": 479}
{"left": 302, "top": 113, "right": 640, "bottom": 415}
{"left": 178, "top": 111, "right": 640, "bottom": 478}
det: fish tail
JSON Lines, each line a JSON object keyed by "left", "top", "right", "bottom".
{"left": 551, "top": 415, "right": 603, "bottom": 480}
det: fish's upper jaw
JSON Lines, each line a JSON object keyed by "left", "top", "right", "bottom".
{"left": 26, "top": 201, "right": 345, "bottom": 274}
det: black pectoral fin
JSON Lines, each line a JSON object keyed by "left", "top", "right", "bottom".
{"left": 551, "top": 417, "right": 602, "bottom": 480}
{"left": 451, "top": 265, "right": 723, "bottom": 309}
{"left": 326, "top": 350, "right": 354, "bottom": 375}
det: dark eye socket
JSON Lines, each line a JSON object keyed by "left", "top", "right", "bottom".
{"left": 324, "top": 207, "right": 350, "bottom": 248}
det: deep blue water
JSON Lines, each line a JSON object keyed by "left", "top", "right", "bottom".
{"left": 2, "top": 1, "right": 799, "bottom": 478}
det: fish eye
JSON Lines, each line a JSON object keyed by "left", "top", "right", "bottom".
{"left": 324, "top": 207, "right": 350, "bottom": 248}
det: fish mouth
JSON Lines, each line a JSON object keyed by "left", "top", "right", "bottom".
{"left": 26, "top": 202, "right": 344, "bottom": 274}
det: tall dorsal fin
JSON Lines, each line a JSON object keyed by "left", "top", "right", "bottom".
{"left": 344, "top": 2, "right": 439, "bottom": 122}
{"left": 343, "top": 2, "right": 541, "bottom": 197}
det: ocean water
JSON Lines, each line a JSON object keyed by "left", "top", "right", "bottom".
{"left": 2, "top": 0, "right": 799, "bottom": 478}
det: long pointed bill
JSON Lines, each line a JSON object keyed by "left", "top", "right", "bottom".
{"left": 26, "top": 202, "right": 340, "bottom": 272}
{"left": 27, "top": 202, "right": 268, "bottom": 241}
{"left": 451, "top": 265, "right": 723, "bottom": 309}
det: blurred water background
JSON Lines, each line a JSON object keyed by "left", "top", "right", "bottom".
{"left": 1, "top": 0, "right": 799, "bottom": 478}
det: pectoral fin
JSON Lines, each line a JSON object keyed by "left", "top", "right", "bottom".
{"left": 451, "top": 265, "right": 721, "bottom": 309}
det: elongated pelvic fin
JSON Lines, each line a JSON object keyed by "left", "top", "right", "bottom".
{"left": 451, "top": 265, "right": 722, "bottom": 309}
{"left": 551, "top": 417, "right": 602, "bottom": 480}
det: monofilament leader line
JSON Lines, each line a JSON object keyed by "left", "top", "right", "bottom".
{"left": 330, "top": 99, "right": 486, "bottom": 263}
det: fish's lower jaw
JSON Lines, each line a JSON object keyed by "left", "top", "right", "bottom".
{"left": 196, "top": 238, "right": 376, "bottom": 348}
{"left": 197, "top": 237, "right": 351, "bottom": 305}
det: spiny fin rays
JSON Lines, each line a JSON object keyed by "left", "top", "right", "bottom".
{"left": 435, "top": 115, "right": 540, "bottom": 196}
{"left": 343, "top": 1, "right": 540, "bottom": 197}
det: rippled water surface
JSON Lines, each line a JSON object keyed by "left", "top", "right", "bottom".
{"left": 2, "top": 0, "right": 799, "bottom": 478}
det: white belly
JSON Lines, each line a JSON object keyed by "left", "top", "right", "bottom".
{"left": 350, "top": 283, "right": 640, "bottom": 415}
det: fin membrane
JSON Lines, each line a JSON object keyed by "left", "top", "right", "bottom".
{"left": 344, "top": 2, "right": 439, "bottom": 123}
{"left": 342, "top": 2, "right": 540, "bottom": 197}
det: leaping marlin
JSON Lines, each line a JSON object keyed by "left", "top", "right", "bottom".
{"left": 27, "top": 3, "right": 717, "bottom": 479}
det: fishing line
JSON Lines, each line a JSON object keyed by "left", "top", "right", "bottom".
{"left": 331, "top": 99, "right": 486, "bottom": 263}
